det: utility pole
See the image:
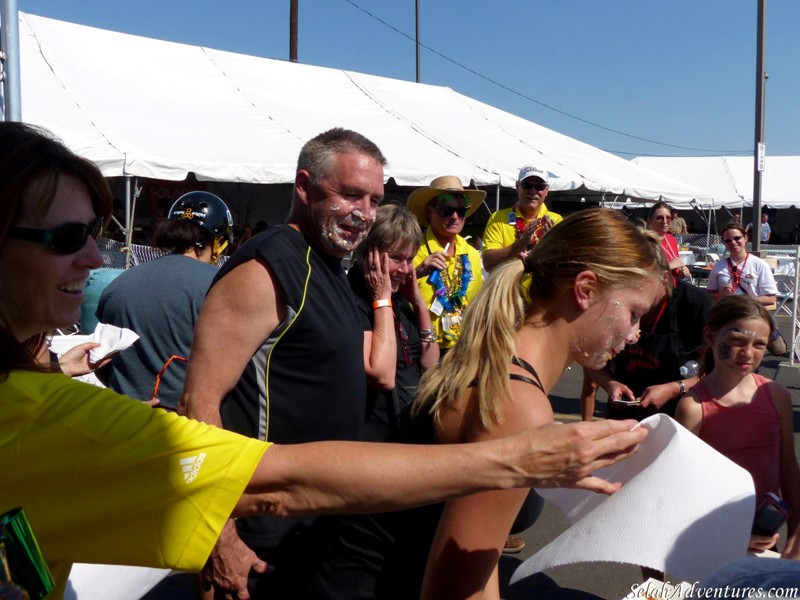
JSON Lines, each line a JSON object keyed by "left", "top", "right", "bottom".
{"left": 415, "top": 0, "right": 420, "bottom": 82}
{"left": 290, "top": 0, "right": 298, "bottom": 62}
{"left": 751, "top": 0, "right": 767, "bottom": 254}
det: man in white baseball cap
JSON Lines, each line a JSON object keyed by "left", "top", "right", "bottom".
{"left": 481, "top": 163, "right": 563, "bottom": 271}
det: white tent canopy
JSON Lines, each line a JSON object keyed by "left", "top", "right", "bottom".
{"left": 16, "top": 12, "right": 712, "bottom": 205}
{"left": 631, "top": 156, "right": 799, "bottom": 209}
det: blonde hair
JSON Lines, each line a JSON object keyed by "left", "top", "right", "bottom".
{"left": 414, "top": 208, "right": 664, "bottom": 430}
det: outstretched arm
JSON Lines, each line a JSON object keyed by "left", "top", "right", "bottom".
{"left": 236, "top": 418, "right": 647, "bottom": 518}
{"left": 638, "top": 375, "right": 701, "bottom": 411}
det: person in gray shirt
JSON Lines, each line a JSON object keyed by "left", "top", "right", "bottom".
{"left": 96, "top": 191, "right": 232, "bottom": 409}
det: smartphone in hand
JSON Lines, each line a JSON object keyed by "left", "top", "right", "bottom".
{"left": 612, "top": 398, "right": 641, "bottom": 405}
{"left": 752, "top": 492, "right": 792, "bottom": 536}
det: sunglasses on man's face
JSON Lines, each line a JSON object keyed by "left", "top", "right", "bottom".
{"left": 520, "top": 181, "right": 548, "bottom": 192}
{"left": 8, "top": 216, "right": 104, "bottom": 254}
{"left": 436, "top": 205, "right": 468, "bottom": 218}
{"left": 723, "top": 235, "right": 744, "bottom": 245}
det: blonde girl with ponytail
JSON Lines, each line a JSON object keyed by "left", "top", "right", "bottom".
{"left": 415, "top": 207, "right": 667, "bottom": 600}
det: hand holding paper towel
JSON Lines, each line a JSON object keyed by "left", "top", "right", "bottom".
{"left": 86, "top": 322, "right": 139, "bottom": 363}
{"left": 512, "top": 414, "right": 755, "bottom": 584}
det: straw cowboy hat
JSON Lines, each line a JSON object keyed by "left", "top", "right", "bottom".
{"left": 407, "top": 175, "right": 487, "bottom": 227}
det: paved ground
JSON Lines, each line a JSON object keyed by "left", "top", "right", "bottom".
{"left": 145, "top": 312, "right": 800, "bottom": 599}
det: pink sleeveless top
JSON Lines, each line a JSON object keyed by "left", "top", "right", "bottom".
{"left": 695, "top": 373, "right": 781, "bottom": 502}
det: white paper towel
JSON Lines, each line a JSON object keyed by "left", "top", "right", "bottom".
{"left": 512, "top": 414, "right": 756, "bottom": 584}
{"left": 49, "top": 324, "right": 139, "bottom": 363}
{"left": 64, "top": 563, "right": 171, "bottom": 600}
{"left": 87, "top": 322, "right": 139, "bottom": 363}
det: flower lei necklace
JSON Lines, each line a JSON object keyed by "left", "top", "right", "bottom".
{"left": 427, "top": 253, "right": 472, "bottom": 313}
{"left": 511, "top": 204, "right": 552, "bottom": 247}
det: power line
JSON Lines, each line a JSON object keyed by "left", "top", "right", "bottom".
{"left": 608, "top": 149, "right": 752, "bottom": 158}
{"left": 341, "top": 0, "right": 751, "bottom": 155}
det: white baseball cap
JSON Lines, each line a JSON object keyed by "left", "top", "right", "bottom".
{"left": 518, "top": 163, "right": 550, "bottom": 184}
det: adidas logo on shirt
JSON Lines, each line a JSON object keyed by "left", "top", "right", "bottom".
{"left": 180, "top": 453, "right": 206, "bottom": 484}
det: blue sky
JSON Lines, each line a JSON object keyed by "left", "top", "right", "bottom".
{"left": 14, "top": 0, "right": 800, "bottom": 158}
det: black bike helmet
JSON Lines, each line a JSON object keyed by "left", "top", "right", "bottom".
{"left": 168, "top": 191, "right": 233, "bottom": 242}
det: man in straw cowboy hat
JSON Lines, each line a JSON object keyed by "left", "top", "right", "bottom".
{"left": 482, "top": 163, "right": 563, "bottom": 272}
{"left": 408, "top": 175, "right": 485, "bottom": 351}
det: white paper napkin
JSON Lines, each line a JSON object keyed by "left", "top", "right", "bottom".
{"left": 88, "top": 322, "right": 140, "bottom": 363}
{"left": 64, "top": 564, "right": 171, "bottom": 600}
{"left": 512, "top": 414, "right": 755, "bottom": 584}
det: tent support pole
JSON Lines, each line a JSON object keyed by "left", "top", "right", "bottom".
{"left": 124, "top": 176, "right": 132, "bottom": 270}
{"left": 0, "top": 0, "right": 22, "bottom": 121}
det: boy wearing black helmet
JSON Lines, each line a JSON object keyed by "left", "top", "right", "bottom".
{"left": 96, "top": 191, "right": 232, "bottom": 410}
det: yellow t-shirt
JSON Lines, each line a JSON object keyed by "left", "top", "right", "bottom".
{"left": 413, "top": 230, "right": 483, "bottom": 349}
{"left": 0, "top": 371, "right": 269, "bottom": 598}
{"left": 482, "top": 205, "right": 563, "bottom": 251}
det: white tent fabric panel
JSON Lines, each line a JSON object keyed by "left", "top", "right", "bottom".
{"left": 17, "top": 11, "right": 711, "bottom": 204}
{"left": 460, "top": 97, "right": 716, "bottom": 200}
{"left": 632, "top": 156, "right": 799, "bottom": 209}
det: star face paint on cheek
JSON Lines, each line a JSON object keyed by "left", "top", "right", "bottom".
{"left": 717, "top": 341, "right": 732, "bottom": 360}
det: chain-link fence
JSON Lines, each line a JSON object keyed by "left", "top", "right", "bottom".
{"left": 97, "top": 237, "right": 229, "bottom": 269}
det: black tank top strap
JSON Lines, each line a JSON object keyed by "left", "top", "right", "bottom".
{"left": 510, "top": 355, "right": 545, "bottom": 393}
{"left": 468, "top": 356, "right": 545, "bottom": 392}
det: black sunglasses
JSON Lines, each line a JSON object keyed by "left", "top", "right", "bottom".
{"left": 436, "top": 206, "right": 468, "bottom": 218}
{"left": 8, "top": 216, "right": 104, "bottom": 254}
{"left": 723, "top": 235, "right": 744, "bottom": 245}
{"left": 520, "top": 181, "right": 548, "bottom": 192}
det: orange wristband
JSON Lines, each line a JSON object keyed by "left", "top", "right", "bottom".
{"left": 372, "top": 298, "right": 392, "bottom": 310}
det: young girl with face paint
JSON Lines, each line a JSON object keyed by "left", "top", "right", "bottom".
{"left": 675, "top": 295, "right": 800, "bottom": 559}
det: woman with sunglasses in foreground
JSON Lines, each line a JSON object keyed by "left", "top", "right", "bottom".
{"left": 0, "top": 122, "right": 649, "bottom": 597}
{"left": 707, "top": 222, "right": 786, "bottom": 356}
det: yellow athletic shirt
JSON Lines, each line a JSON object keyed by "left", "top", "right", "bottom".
{"left": 0, "top": 370, "right": 269, "bottom": 597}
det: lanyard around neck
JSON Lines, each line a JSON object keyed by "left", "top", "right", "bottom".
{"left": 727, "top": 253, "right": 748, "bottom": 288}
